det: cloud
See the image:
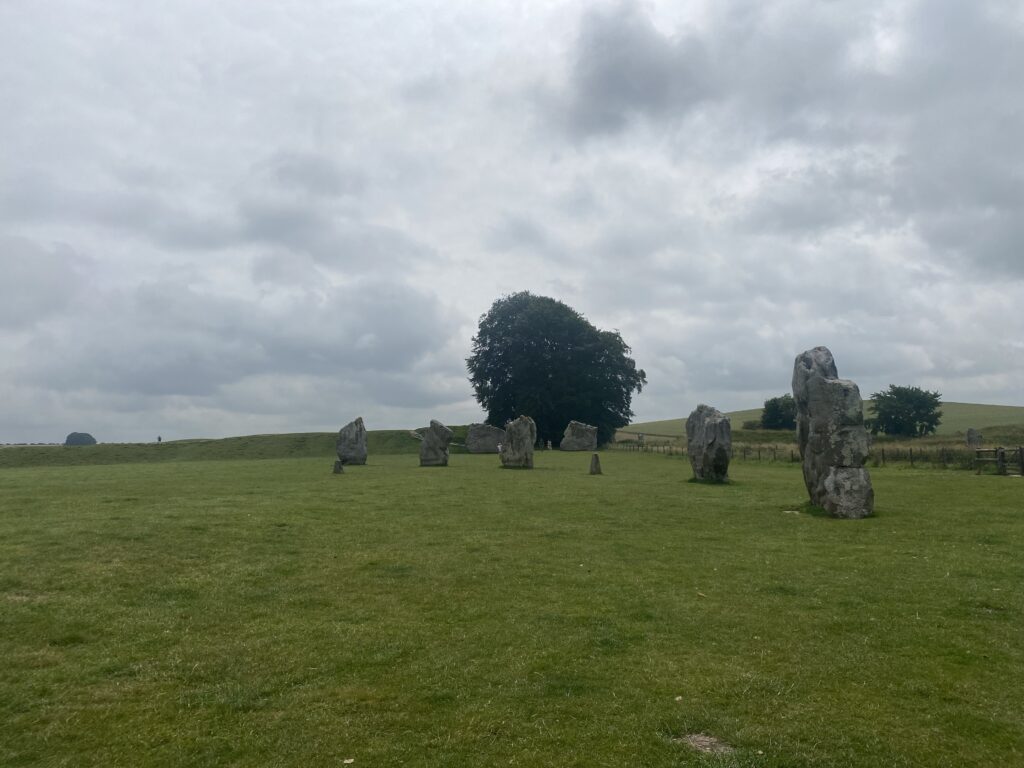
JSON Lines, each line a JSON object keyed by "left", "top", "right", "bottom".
{"left": 0, "top": 237, "right": 94, "bottom": 329}
{"left": 1, "top": 0, "right": 1022, "bottom": 442}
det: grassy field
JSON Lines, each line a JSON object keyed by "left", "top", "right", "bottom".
{"left": 624, "top": 402, "right": 1024, "bottom": 442}
{"left": 2, "top": 442, "right": 1023, "bottom": 766}
{"left": 0, "top": 430, "right": 434, "bottom": 469}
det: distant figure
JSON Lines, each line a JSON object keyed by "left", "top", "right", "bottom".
{"left": 157, "top": 435, "right": 162, "bottom": 443}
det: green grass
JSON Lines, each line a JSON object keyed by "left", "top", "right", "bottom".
{"left": 626, "top": 402, "right": 1024, "bottom": 440}
{"left": 2, "top": 450, "right": 1023, "bottom": 766}
{"left": 0, "top": 430, "right": 425, "bottom": 469}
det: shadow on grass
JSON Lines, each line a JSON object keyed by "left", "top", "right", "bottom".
{"left": 784, "top": 500, "right": 878, "bottom": 520}
{"left": 686, "top": 477, "right": 733, "bottom": 486}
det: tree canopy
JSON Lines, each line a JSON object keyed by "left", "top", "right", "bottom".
{"left": 466, "top": 292, "right": 646, "bottom": 446}
{"left": 867, "top": 385, "right": 943, "bottom": 438}
{"left": 761, "top": 394, "right": 796, "bottom": 430}
{"left": 64, "top": 432, "right": 96, "bottom": 446}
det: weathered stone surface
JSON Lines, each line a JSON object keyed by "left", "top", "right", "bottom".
{"left": 685, "top": 405, "right": 732, "bottom": 481}
{"left": 500, "top": 415, "right": 536, "bottom": 469}
{"left": 560, "top": 420, "right": 598, "bottom": 451}
{"left": 589, "top": 453, "right": 602, "bottom": 475}
{"left": 793, "top": 347, "right": 874, "bottom": 518}
{"left": 966, "top": 428, "right": 983, "bottom": 448}
{"left": 420, "top": 420, "right": 453, "bottom": 466}
{"left": 336, "top": 417, "right": 367, "bottom": 465}
{"left": 466, "top": 423, "right": 505, "bottom": 454}
{"left": 64, "top": 432, "right": 97, "bottom": 446}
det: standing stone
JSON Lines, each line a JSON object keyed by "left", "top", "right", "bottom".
{"left": 466, "top": 423, "right": 505, "bottom": 454}
{"left": 966, "top": 428, "right": 983, "bottom": 448}
{"left": 333, "top": 461, "right": 345, "bottom": 474}
{"left": 420, "top": 420, "right": 453, "bottom": 467}
{"left": 685, "top": 405, "right": 732, "bottom": 482}
{"left": 793, "top": 346, "right": 874, "bottom": 519}
{"left": 589, "top": 453, "right": 603, "bottom": 475}
{"left": 500, "top": 415, "right": 536, "bottom": 469}
{"left": 336, "top": 417, "right": 367, "bottom": 465}
{"left": 560, "top": 420, "right": 598, "bottom": 451}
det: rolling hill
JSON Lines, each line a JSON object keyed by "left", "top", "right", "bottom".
{"left": 623, "top": 401, "right": 1024, "bottom": 439}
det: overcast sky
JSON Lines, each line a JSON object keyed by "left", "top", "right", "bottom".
{"left": 2, "top": 0, "right": 1022, "bottom": 443}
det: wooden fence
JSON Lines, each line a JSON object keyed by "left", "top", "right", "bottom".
{"left": 612, "top": 441, "right": 1024, "bottom": 474}
{"left": 974, "top": 446, "right": 1024, "bottom": 475}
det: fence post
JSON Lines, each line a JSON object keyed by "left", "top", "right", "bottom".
{"left": 997, "top": 447, "right": 1007, "bottom": 475}
{"left": 1018, "top": 446, "right": 1024, "bottom": 476}
{"left": 910, "top": 448, "right": 914, "bottom": 468}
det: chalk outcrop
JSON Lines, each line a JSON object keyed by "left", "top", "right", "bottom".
{"left": 500, "top": 415, "right": 536, "bottom": 469}
{"left": 420, "top": 420, "right": 453, "bottom": 467}
{"left": 685, "top": 405, "right": 732, "bottom": 482}
{"left": 560, "top": 420, "right": 598, "bottom": 451}
{"left": 792, "top": 347, "right": 874, "bottom": 518}
{"left": 466, "top": 423, "right": 505, "bottom": 454}
{"left": 336, "top": 417, "right": 368, "bottom": 465}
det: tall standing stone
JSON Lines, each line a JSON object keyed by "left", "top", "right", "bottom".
{"left": 685, "top": 405, "right": 732, "bottom": 482}
{"left": 501, "top": 415, "right": 536, "bottom": 469}
{"left": 560, "top": 420, "right": 598, "bottom": 451}
{"left": 793, "top": 347, "right": 874, "bottom": 518}
{"left": 966, "top": 428, "right": 983, "bottom": 448}
{"left": 466, "top": 423, "right": 506, "bottom": 454}
{"left": 336, "top": 417, "right": 368, "bottom": 465}
{"left": 589, "top": 453, "right": 603, "bottom": 475}
{"left": 420, "top": 420, "right": 453, "bottom": 467}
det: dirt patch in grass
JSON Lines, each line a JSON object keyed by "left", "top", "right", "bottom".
{"left": 672, "top": 733, "right": 735, "bottom": 754}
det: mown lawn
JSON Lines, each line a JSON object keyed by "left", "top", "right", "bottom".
{"left": 1, "top": 452, "right": 1022, "bottom": 766}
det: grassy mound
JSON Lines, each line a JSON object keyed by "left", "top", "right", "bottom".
{"left": 0, "top": 430, "right": 424, "bottom": 469}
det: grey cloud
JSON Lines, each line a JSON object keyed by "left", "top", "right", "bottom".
{"left": 485, "top": 214, "right": 555, "bottom": 254}
{"left": 262, "top": 151, "right": 367, "bottom": 199}
{"left": 2, "top": 156, "right": 433, "bottom": 270}
{"left": 556, "top": 2, "right": 712, "bottom": 136}
{"left": 0, "top": 236, "right": 93, "bottom": 329}
{"left": 544, "top": 1, "right": 1024, "bottom": 278}
{"left": 18, "top": 276, "right": 461, "bottom": 401}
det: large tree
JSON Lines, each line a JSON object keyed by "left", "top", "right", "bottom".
{"left": 761, "top": 394, "right": 796, "bottom": 430}
{"left": 466, "top": 292, "right": 646, "bottom": 446}
{"left": 867, "top": 385, "right": 943, "bottom": 437}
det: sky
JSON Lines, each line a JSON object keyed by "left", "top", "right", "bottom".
{"left": 2, "top": 0, "right": 1023, "bottom": 443}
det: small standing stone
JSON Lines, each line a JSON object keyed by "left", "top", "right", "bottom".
{"left": 466, "top": 423, "right": 506, "bottom": 453}
{"left": 589, "top": 453, "right": 602, "bottom": 475}
{"left": 333, "top": 460, "right": 345, "bottom": 474}
{"left": 336, "top": 417, "right": 368, "bottom": 465}
{"left": 966, "top": 428, "right": 983, "bottom": 448}
{"left": 420, "top": 420, "right": 453, "bottom": 467}
{"left": 560, "top": 420, "right": 598, "bottom": 451}
{"left": 686, "top": 405, "right": 732, "bottom": 482}
{"left": 501, "top": 415, "right": 536, "bottom": 469}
